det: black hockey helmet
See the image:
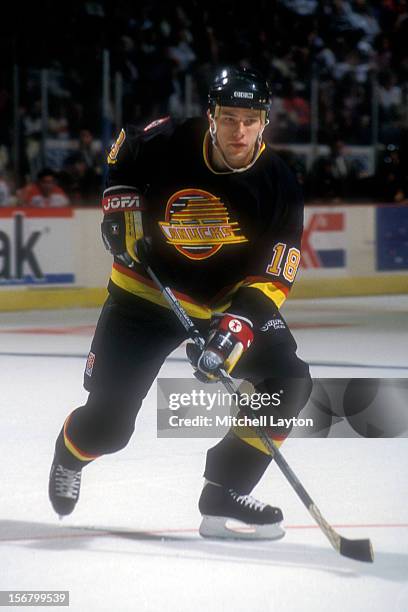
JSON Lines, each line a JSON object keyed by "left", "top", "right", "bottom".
{"left": 208, "top": 67, "right": 271, "bottom": 116}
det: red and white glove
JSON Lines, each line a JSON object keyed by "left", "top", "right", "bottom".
{"left": 186, "top": 313, "right": 254, "bottom": 382}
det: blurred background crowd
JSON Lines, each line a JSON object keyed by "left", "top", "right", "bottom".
{"left": 0, "top": 0, "right": 407, "bottom": 206}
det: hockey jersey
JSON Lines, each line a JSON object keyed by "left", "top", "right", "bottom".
{"left": 102, "top": 117, "right": 304, "bottom": 324}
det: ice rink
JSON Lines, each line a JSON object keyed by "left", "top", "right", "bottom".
{"left": 1, "top": 295, "right": 407, "bottom": 612}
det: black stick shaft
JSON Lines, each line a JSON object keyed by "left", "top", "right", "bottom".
{"left": 148, "top": 261, "right": 317, "bottom": 508}
{"left": 141, "top": 253, "right": 373, "bottom": 561}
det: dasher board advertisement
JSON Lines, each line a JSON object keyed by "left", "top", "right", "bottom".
{"left": 0, "top": 208, "right": 75, "bottom": 287}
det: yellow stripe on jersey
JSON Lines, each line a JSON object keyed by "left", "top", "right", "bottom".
{"left": 242, "top": 278, "right": 290, "bottom": 309}
{"left": 110, "top": 264, "right": 213, "bottom": 319}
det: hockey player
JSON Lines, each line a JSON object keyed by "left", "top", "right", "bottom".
{"left": 49, "top": 67, "right": 312, "bottom": 539}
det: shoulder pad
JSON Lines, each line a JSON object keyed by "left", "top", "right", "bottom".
{"left": 124, "top": 117, "right": 173, "bottom": 146}
{"left": 140, "top": 116, "right": 172, "bottom": 142}
{"left": 110, "top": 117, "right": 173, "bottom": 162}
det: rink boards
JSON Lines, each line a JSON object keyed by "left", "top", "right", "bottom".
{"left": 0, "top": 204, "right": 407, "bottom": 310}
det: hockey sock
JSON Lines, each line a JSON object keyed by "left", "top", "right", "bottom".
{"left": 204, "top": 433, "right": 273, "bottom": 494}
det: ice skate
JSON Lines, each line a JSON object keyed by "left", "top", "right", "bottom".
{"left": 199, "top": 483, "right": 285, "bottom": 540}
{"left": 49, "top": 456, "right": 82, "bottom": 518}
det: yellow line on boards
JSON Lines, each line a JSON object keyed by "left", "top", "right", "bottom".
{"left": 0, "top": 288, "right": 108, "bottom": 311}
{"left": 1, "top": 275, "right": 407, "bottom": 311}
{"left": 291, "top": 276, "right": 408, "bottom": 299}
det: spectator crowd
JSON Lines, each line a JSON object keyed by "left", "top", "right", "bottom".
{"left": 0, "top": 0, "right": 407, "bottom": 204}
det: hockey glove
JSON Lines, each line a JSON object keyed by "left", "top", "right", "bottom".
{"left": 186, "top": 313, "right": 254, "bottom": 383}
{"left": 101, "top": 187, "right": 145, "bottom": 267}
{"left": 101, "top": 212, "right": 133, "bottom": 266}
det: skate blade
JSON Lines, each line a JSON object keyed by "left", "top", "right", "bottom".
{"left": 199, "top": 515, "right": 285, "bottom": 540}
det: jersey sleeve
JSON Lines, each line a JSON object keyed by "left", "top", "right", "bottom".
{"left": 100, "top": 128, "right": 145, "bottom": 263}
{"left": 229, "top": 159, "right": 304, "bottom": 325}
{"left": 105, "top": 128, "right": 143, "bottom": 191}
{"left": 105, "top": 117, "right": 172, "bottom": 189}
{"left": 101, "top": 118, "right": 172, "bottom": 263}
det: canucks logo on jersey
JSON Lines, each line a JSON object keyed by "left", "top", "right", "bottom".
{"left": 159, "top": 188, "right": 248, "bottom": 260}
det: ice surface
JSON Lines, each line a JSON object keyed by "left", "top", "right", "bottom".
{"left": 0, "top": 296, "right": 407, "bottom": 611}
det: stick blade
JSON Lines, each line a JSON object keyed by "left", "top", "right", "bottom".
{"left": 340, "top": 537, "right": 374, "bottom": 562}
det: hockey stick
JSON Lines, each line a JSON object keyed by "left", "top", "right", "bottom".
{"left": 138, "top": 248, "right": 374, "bottom": 562}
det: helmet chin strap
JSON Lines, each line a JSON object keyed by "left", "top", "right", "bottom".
{"left": 209, "top": 109, "right": 268, "bottom": 173}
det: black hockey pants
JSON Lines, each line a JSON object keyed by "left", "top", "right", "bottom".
{"left": 56, "top": 295, "right": 311, "bottom": 493}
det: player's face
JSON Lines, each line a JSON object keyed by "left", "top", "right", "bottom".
{"left": 212, "top": 106, "right": 264, "bottom": 168}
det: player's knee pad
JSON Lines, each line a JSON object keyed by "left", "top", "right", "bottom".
{"left": 253, "top": 345, "right": 311, "bottom": 406}
{"left": 81, "top": 393, "right": 137, "bottom": 453}
{"left": 233, "top": 353, "right": 312, "bottom": 448}
{"left": 255, "top": 361, "right": 312, "bottom": 438}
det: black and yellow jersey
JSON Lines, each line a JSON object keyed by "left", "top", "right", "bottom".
{"left": 102, "top": 117, "right": 304, "bottom": 324}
